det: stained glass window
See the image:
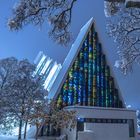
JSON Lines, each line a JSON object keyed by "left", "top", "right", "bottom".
{"left": 57, "top": 24, "right": 123, "bottom": 108}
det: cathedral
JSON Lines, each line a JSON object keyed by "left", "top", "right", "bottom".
{"left": 34, "top": 18, "right": 137, "bottom": 140}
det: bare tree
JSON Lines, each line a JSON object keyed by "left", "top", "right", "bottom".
{"left": 104, "top": 1, "right": 140, "bottom": 74}
{"left": 8, "top": 0, "right": 77, "bottom": 45}
{"left": 104, "top": 1, "right": 123, "bottom": 17}
{"left": 0, "top": 57, "right": 46, "bottom": 139}
{"left": 6, "top": 59, "right": 47, "bottom": 140}
{"left": 7, "top": 0, "right": 140, "bottom": 73}
{"left": 0, "top": 57, "right": 19, "bottom": 135}
{"left": 0, "top": 57, "right": 76, "bottom": 139}
{"left": 8, "top": 0, "right": 140, "bottom": 73}
{"left": 104, "top": 0, "right": 140, "bottom": 8}
{"left": 28, "top": 100, "right": 76, "bottom": 140}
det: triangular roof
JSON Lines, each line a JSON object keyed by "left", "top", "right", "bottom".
{"left": 48, "top": 18, "right": 125, "bottom": 108}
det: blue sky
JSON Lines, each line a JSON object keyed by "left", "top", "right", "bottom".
{"left": 0, "top": 0, "right": 140, "bottom": 109}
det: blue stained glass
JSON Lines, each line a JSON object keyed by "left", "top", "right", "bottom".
{"left": 57, "top": 23, "right": 123, "bottom": 109}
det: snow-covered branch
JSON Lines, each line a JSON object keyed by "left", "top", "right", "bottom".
{"left": 105, "top": 1, "right": 140, "bottom": 74}
{"left": 8, "top": 0, "right": 77, "bottom": 45}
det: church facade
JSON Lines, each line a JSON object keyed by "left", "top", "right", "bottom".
{"left": 35, "top": 18, "right": 138, "bottom": 140}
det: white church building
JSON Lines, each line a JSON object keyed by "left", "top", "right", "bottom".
{"left": 34, "top": 18, "right": 138, "bottom": 140}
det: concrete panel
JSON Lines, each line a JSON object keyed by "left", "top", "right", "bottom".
{"left": 85, "top": 123, "right": 129, "bottom": 140}
{"left": 78, "top": 131, "right": 94, "bottom": 140}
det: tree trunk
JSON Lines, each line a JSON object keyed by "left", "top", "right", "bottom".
{"left": 18, "top": 105, "right": 25, "bottom": 140}
{"left": 38, "top": 121, "right": 45, "bottom": 136}
{"left": 18, "top": 119, "right": 23, "bottom": 140}
{"left": 24, "top": 121, "right": 28, "bottom": 139}
{"left": 35, "top": 124, "right": 39, "bottom": 140}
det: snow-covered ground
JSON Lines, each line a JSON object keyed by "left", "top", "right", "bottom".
{"left": 0, "top": 126, "right": 37, "bottom": 140}
{"left": 0, "top": 136, "right": 17, "bottom": 140}
{"left": 1, "top": 135, "right": 140, "bottom": 140}
{"left": 138, "top": 135, "right": 140, "bottom": 140}
{"left": 0, "top": 136, "right": 47, "bottom": 140}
